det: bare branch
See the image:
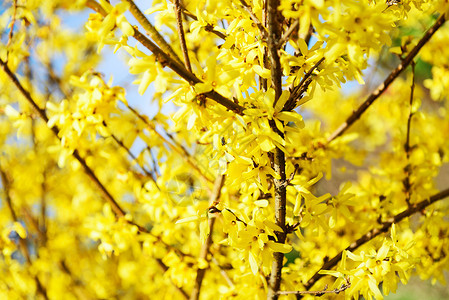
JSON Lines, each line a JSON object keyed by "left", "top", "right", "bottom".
{"left": 86, "top": 0, "right": 107, "bottom": 15}
{"left": 174, "top": 0, "right": 192, "bottom": 72}
{"left": 327, "top": 14, "right": 446, "bottom": 143}
{"left": 304, "top": 187, "right": 449, "bottom": 290}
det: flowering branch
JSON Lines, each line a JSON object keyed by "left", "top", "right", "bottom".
{"left": 284, "top": 57, "right": 325, "bottom": 110}
{"left": 178, "top": 5, "right": 227, "bottom": 40}
{"left": 86, "top": 0, "right": 245, "bottom": 115}
{"left": 0, "top": 57, "right": 190, "bottom": 297}
{"left": 327, "top": 13, "right": 446, "bottom": 143}
{"left": 122, "top": 0, "right": 183, "bottom": 65}
{"left": 304, "top": 187, "right": 449, "bottom": 290}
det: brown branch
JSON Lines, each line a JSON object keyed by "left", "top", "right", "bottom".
{"left": 239, "top": 0, "right": 268, "bottom": 39}
{"left": 190, "top": 174, "right": 225, "bottom": 300}
{"left": 327, "top": 13, "right": 446, "bottom": 143}
{"left": 266, "top": 0, "right": 287, "bottom": 299}
{"left": 303, "top": 187, "right": 449, "bottom": 290}
{"left": 146, "top": 145, "right": 161, "bottom": 177}
{"left": 122, "top": 0, "right": 183, "bottom": 65}
{"left": 174, "top": 0, "right": 192, "bottom": 72}
{"left": 132, "top": 30, "right": 245, "bottom": 114}
{"left": 267, "top": 0, "right": 283, "bottom": 103}
{"left": 278, "top": 279, "right": 350, "bottom": 296}
{"left": 403, "top": 62, "right": 415, "bottom": 206}
{"left": 86, "top": 0, "right": 107, "bottom": 15}
{"left": 87, "top": 0, "right": 244, "bottom": 114}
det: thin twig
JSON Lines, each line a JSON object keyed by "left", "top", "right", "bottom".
{"left": 327, "top": 13, "right": 446, "bottom": 143}
{"left": 304, "top": 187, "right": 449, "bottom": 290}
{"left": 174, "top": 0, "right": 192, "bottom": 72}
{"left": 0, "top": 57, "right": 130, "bottom": 216}
{"left": 42, "top": 60, "right": 158, "bottom": 189}
{"left": 266, "top": 0, "right": 287, "bottom": 299}
{"left": 59, "top": 260, "right": 90, "bottom": 298}
{"left": 403, "top": 62, "right": 415, "bottom": 206}
{"left": 146, "top": 146, "right": 161, "bottom": 177}
{"left": 239, "top": 0, "right": 268, "bottom": 39}
{"left": 108, "top": 128, "right": 160, "bottom": 188}
{"left": 190, "top": 174, "right": 225, "bottom": 300}
{"left": 122, "top": 0, "right": 183, "bottom": 65}
{"left": 284, "top": 57, "right": 325, "bottom": 111}
{"left": 278, "top": 279, "right": 350, "bottom": 296}
{"left": 278, "top": 19, "right": 298, "bottom": 48}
